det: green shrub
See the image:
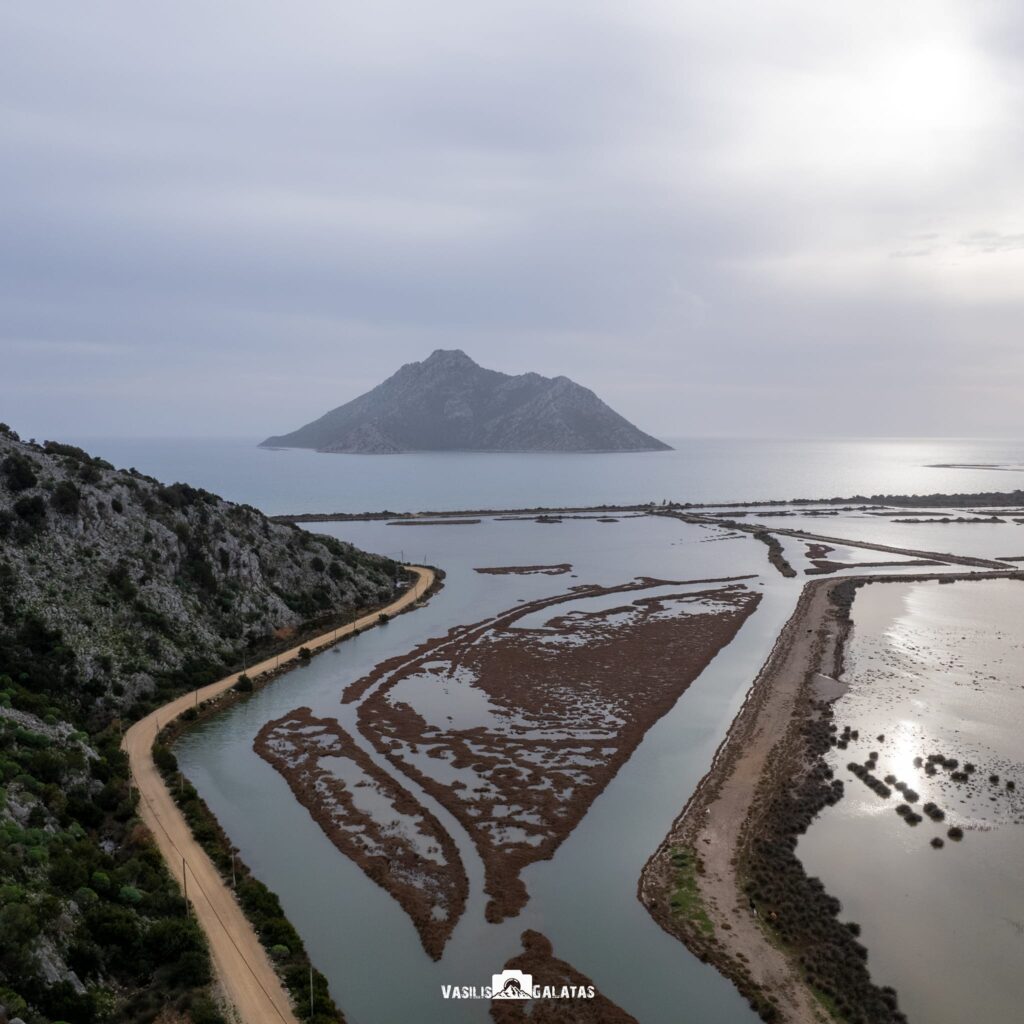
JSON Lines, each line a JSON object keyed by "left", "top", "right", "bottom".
{"left": 13, "top": 494, "right": 47, "bottom": 529}
{"left": 152, "top": 744, "right": 178, "bottom": 774}
{"left": 118, "top": 885, "right": 143, "bottom": 904}
{"left": 51, "top": 480, "right": 82, "bottom": 515}
{"left": 1, "top": 453, "right": 37, "bottom": 492}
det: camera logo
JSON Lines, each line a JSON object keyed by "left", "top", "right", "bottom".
{"left": 491, "top": 970, "right": 533, "bottom": 1000}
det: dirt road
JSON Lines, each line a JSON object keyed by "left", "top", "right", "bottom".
{"left": 124, "top": 566, "right": 435, "bottom": 1024}
{"left": 641, "top": 580, "right": 834, "bottom": 1024}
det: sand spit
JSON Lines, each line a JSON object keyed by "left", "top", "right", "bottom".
{"left": 891, "top": 515, "right": 1006, "bottom": 524}
{"left": 925, "top": 463, "right": 1022, "bottom": 471}
{"left": 387, "top": 518, "right": 482, "bottom": 526}
{"left": 490, "top": 931, "right": 639, "bottom": 1024}
{"left": 350, "top": 576, "right": 761, "bottom": 922}
{"left": 274, "top": 504, "right": 655, "bottom": 524}
{"left": 640, "top": 570, "right": 1020, "bottom": 1023}
{"left": 474, "top": 563, "right": 574, "bottom": 576}
{"left": 254, "top": 708, "right": 468, "bottom": 959}
{"left": 271, "top": 490, "right": 1024, "bottom": 526}
{"left": 805, "top": 558, "right": 942, "bottom": 576}
{"left": 751, "top": 529, "right": 797, "bottom": 577}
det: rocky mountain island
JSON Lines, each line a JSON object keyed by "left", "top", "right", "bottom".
{"left": 262, "top": 349, "right": 672, "bottom": 453}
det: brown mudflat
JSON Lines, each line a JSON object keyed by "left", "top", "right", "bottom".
{"left": 255, "top": 708, "right": 468, "bottom": 959}
{"left": 490, "top": 930, "right": 639, "bottom": 1024}
{"left": 474, "top": 563, "right": 573, "bottom": 576}
{"left": 354, "top": 577, "right": 761, "bottom": 921}
{"left": 387, "top": 518, "right": 483, "bottom": 526}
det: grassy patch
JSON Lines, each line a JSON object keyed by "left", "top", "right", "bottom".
{"left": 668, "top": 845, "right": 714, "bottom": 935}
{"left": 811, "top": 985, "right": 849, "bottom": 1022}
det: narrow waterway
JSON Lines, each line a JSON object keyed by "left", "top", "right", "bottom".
{"left": 175, "top": 515, "right": 800, "bottom": 1022}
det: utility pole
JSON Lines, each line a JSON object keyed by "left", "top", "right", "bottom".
{"left": 183, "top": 857, "right": 189, "bottom": 916}
{"left": 309, "top": 966, "right": 314, "bottom": 1019}
{"left": 231, "top": 850, "right": 236, "bottom": 889}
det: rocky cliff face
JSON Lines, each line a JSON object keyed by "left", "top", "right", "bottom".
{"left": 0, "top": 425, "right": 399, "bottom": 1024}
{"left": 0, "top": 427, "right": 399, "bottom": 720}
{"left": 262, "top": 349, "right": 672, "bottom": 453}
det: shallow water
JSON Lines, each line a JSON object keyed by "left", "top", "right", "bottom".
{"left": 176, "top": 514, "right": 803, "bottom": 1023}
{"left": 145, "top": 441, "right": 1024, "bottom": 1023}
{"left": 798, "top": 579, "right": 1024, "bottom": 1024}
{"left": 750, "top": 507, "right": 1024, "bottom": 562}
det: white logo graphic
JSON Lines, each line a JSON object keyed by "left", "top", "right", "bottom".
{"left": 491, "top": 970, "right": 533, "bottom": 1000}
{"left": 440, "top": 966, "right": 593, "bottom": 1001}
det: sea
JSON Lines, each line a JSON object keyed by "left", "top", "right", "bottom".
{"left": 64, "top": 435, "right": 1024, "bottom": 515}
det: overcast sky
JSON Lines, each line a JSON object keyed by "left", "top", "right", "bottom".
{"left": 2, "top": 1, "right": 1023, "bottom": 440}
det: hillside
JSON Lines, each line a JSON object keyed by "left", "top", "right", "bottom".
{"left": 262, "top": 349, "right": 672, "bottom": 453}
{"left": 0, "top": 424, "right": 400, "bottom": 1024}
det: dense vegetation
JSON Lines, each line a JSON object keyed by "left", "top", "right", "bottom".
{"left": 0, "top": 699, "right": 223, "bottom": 1024}
{"left": 0, "top": 424, "right": 401, "bottom": 1023}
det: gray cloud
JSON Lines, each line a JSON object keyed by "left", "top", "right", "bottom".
{"left": 2, "top": 1, "right": 1023, "bottom": 439}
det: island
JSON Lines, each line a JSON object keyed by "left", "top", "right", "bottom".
{"left": 261, "top": 348, "right": 672, "bottom": 453}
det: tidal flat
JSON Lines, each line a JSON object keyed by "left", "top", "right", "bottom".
{"left": 174, "top": 514, "right": 783, "bottom": 1023}
{"left": 171, "top": 506, "right": 1024, "bottom": 1023}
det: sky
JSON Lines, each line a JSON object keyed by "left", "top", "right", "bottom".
{"left": 2, "top": 1, "right": 1023, "bottom": 441}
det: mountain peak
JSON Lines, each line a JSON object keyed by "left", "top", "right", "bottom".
{"left": 262, "top": 352, "right": 671, "bottom": 454}
{"left": 422, "top": 348, "right": 477, "bottom": 368}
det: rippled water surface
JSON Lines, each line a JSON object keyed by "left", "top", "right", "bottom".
{"left": 799, "top": 579, "right": 1024, "bottom": 1024}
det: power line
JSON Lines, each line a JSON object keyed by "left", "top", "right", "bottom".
{"left": 134, "top": 780, "right": 293, "bottom": 1024}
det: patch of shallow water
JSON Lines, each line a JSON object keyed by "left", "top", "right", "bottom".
{"left": 799, "top": 578, "right": 1024, "bottom": 1024}
{"left": 318, "top": 755, "right": 446, "bottom": 863}
{"left": 175, "top": 514, "right": 774, "bottom": 1023}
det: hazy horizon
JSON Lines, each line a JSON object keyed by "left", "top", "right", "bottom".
{"left": 3, "top": 2, "right": 1023, "bottom": 442}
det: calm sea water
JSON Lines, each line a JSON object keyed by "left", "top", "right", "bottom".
{"left": 175, "top": 515, "right": 794, "bottom": 1024}
{"left": 86, "top": 434, "right": 1024, "bottom": 1021}
{"left": 68, "top": 436, "right": 1024, "bottom": 516}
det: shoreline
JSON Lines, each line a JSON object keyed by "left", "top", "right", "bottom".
{"left": 270, "top": 487, "right": 1024, "bottom": 523}
{"left": 639, "top": 568, "right": 1019, "bottom": 1023}
{"left": 123, "top": 565, "right": 436, "bottom": 1024}
{"left": 661, "top": 509, "right": 1011, "bottom": 570}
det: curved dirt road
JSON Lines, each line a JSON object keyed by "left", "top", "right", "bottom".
{"left": 124, "top": 566, "right": 435, "bottom": 1024}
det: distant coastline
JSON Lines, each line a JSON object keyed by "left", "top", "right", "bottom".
{"left": 269, "top": 488, "right": 1024, "bottom": 524}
